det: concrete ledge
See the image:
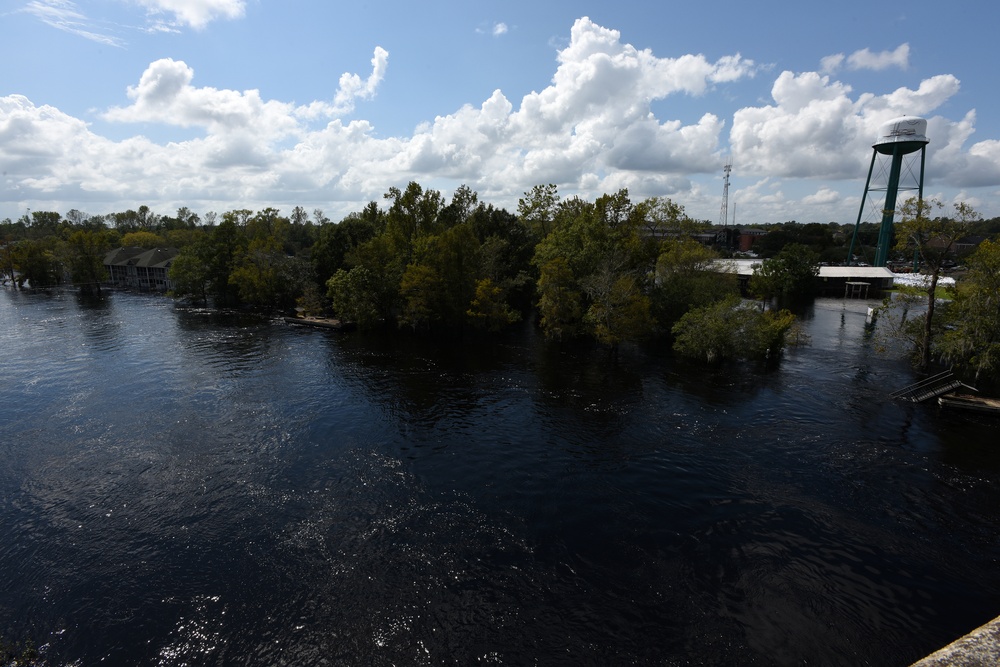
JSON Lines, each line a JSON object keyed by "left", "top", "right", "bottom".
{"left": 911, "top": 616, "right": 1000, "bottom": 666}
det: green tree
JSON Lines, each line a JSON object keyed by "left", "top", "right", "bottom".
{"left": 203, "top": 218, "right": 244, "bottom": 306}
{"left": 312, "top": 204, "right": 382, "bottom": 286}
{"left": 893, "top": 198, "right": 978, "bottom": 370}
{"left": 938, "top": 239, "right": 1000, "bottom": 380}
{"left": 536, "top": 257, "right": 584, "bottom": 340}
{"left": 168, "top": 244, "right": 211, "bottom": 304}
{"left": 672, "top": 295, "right": 796, "bottom": 363}
{"left": 163, "top": 228, "right": 204, "bottom": 249}
{"left": 121, "top": 230, "right": 167, "bottom": 248}
{"left": 467, "top": 278, "right": 520, "bottom": 331}
{"left": 749, "top": 243, "right": 819, "bottom": 301}
{"left": 13, "top": 239, "right": 61, "bottom": 288}
{"left": 229, "top": 236, "right": 281, "bottom": 308}
{"left": 64, "top": 229, "right": 111, "bottom": 294}
{"left": 384, "top": 182, "right": 444, "bottom": 247}
{"left": 532, "top": 190, "right": 657, "bottom": 344}
{"left": 584, "top": 273, "right": 654, "bottom": 347}
{"left": 175, "top": 206, "right": 200, "bottom": 228}
{"left": 440, "top": 184, "right": 479, "bottom": 229}
{"left": 326, "top": 267, "right": 383, "bottom": 329}
{"left": 634, "top": 196, "right": 694, "bottom": 238}
{"left": 651, "top": 237, "right": 738, "bottom": 330}
{"left": 0, "top": 634, "right": 39, "bottom": 666}
{"left": 396, "top": 222, "right": 482, "bottom": 329}
{"left": 336, "top": 232, "right": 406, "bottom": 324}
{"left": 398, "top": 263, "right": 443, "bottom": 331}
{"left": 470, "top": 204, "right": 535, "bottom": 312}
{"left": 517, "top": 184, "right": 560, "bottom": 241}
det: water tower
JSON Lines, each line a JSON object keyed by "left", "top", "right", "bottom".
{"left": 847, "top": 117, "right": 929, "bottom": 266}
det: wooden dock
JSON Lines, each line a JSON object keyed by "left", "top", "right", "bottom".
{"left": 282, "top": 316, "right": 346, "bottom": 330}
{"left": 937, "top": 393, "right": 1000, "bottom": 415}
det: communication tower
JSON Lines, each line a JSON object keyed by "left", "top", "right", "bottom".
{"left": 847, "top": 117, "right": 929, "bottom": 266}
{"left": 719, "top": 158, "right": 732, "bottom": 227}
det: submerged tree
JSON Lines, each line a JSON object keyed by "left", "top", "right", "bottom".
{"left": 938, "top": 239, "right": 1000, "bottom": 381}
{"left": 893, "top": 198, "right": 978, "bottom": 370}
{"left": 326, "top": 266, "right": 384, "bottom": 330}
{"left": 64, "top": 229, "right": 111, "bottom": 295}
{"left": 467, "top": 278, "right": 520, "bottom": 332}
{"left": 749, "top": 243, "right": 819, "bottom": 302}
{"left": 531, "top": 189, "right": 658, "bottom": 345}
{"left": 10, "top": 239, "right": 61, "bottom": 288}
{"left": 651, "top": 237, "right": 738, "bottom": 330}
{"left": 672, "top": 295, "right": 796, "bottom": 363}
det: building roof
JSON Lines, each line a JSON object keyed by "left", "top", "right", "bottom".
{"left": 713, "top": 259, "right": 894, "bottom": 280}
{"left": 104, "top": 247, "right": 178, "bottom": 269}
{"left": 103, "top": 246, "right": 146, "bottom": 265}
{"left": 131, "top": 248, "right": 178, "bottom": 269}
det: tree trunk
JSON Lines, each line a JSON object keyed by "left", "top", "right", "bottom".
{"left": 920, "top": 272, "right": 940, "bottom": 371}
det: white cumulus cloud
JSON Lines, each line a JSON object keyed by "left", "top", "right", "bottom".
{"left": 847, "top": 44, "right": 910, "bottom": 71}
{"left": 133, "top": 0, "right": 245, "bottom": 30}
{"left": 3, "top": 17, "right": 1000, "bottom": 224}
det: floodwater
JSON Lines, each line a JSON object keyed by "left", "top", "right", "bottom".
{"left": 1, "top": 288, "right": 998, "bottom": 666}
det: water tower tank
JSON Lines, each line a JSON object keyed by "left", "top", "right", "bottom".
{"left": 873, "top": 116, "right": 928, "bottom": 155}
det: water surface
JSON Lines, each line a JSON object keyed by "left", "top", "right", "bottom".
{"left": 1, "top": 289, "right": 998, "bottom": 665}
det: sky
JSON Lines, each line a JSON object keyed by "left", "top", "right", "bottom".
{"left": 3, "top": 0, "right": 1000, "bottom": 227}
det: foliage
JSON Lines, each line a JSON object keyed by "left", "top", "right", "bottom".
{"left": 672, "top": 296, "right": 796, "bottom": 363}
{"left": 384, "top": 181, "right": 445, "bottom": 246}
{"left": 120, "top": 230, "right": 167, "bottom": 248}
{"left": 0, "top": 635, "right": 39, "bottom": 666}
{"left": 467, "top": 278, "right": 520, "bottom": 331}
{"left": 311, "top": 204, "right": 382, "bottom": 286}
{"left": 410, "top": 222, "right": 481, "bottom": 326}
{"left": 517, "top": 183, "right": 560, "bottom": 241}
{"left": 536, "top": 257, "right": 583, "bottom": 340}
{"left": 296, "top": 282, "right": 328, "bottom": 317}
{"left": 168, "top": 219, "right": 245, "bottom": 306}
{"left": 749, "top": 243, "right": 819, "bottom": 301}
{"left": 229, "top": 236, "right": 286, "bottom": 308}
{"left": 12, "top": 190, "right": 994, "bottom": 359}
{"left": 326, "top": 267, "right": 384, "bottom": 329}
{"left": 651, "top": 238, "right": 738, "bottom": 329}
{"left": 168, "top": 246, "right": 211, "bottom": 304}
{"left": 871, "top": 286, "right": 938, "bottom": 363}
{"left": 64, "top": 229, "right": 112, "bottom": 294}
{"left": 532, "top": 189, "right": 658, "bottom": 345}
{"left": 398, "top": 263, "right": 443, "bottom": 330}
{"left": 754, "top": 222, "right": 836, "bottom": 258}
{"left": 11, "top": 239, "right": 62, "bottom": 287}
{"left": 938, "top": 239, "right": 1000, "bottom": 380}
{"left": 892, "top": 198, "right": 979, "bottom": 370}
{"left": 342, "top": 232, "right": 407, "bottom": 322}
{"left": 583, "top": 273, "right": 654, "bottom": 346}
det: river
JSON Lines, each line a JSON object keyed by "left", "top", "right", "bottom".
{"left": 1, "top": 288, "right": 998, "bottom": 666}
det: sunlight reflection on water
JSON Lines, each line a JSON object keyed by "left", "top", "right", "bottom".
{"left": 1, "top": 290, "right": 999, "bottom": 666}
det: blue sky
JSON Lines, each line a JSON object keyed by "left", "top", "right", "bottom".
{"left": 3, "top": 0, "right": 1000, "bottom": 226}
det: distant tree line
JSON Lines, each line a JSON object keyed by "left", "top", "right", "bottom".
{"left": 3, "top": 186, "right": 997, "bottom": 373}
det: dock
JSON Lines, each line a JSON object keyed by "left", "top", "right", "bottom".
{"left": 937, "top": 393, "right": 1000, "bottom": 415}
{"left": 890, "top": 370, "right": 968, "bottom": 403}
{"left": 282, "top": 316, "right": 346, "bottom": 330}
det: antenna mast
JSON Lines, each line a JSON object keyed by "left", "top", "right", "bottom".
{"left": 719, "top": 158, "right": 732, "bottom": 227}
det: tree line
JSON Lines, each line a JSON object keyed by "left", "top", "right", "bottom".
{"left": 3, "top": 185, "right": 998, "bottom": 375}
